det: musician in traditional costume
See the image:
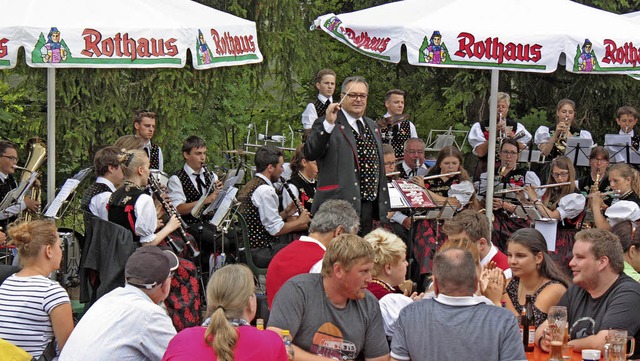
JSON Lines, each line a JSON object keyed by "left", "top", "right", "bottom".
{"left": 477, "top": 139, "right": 542, "bottom": 251}
{"left": 282, "top": 145, "right": 317, "bottom": 214}
{"left": 614, "top": 106, "right": 640, "bottom": 150}
{"left": 396, "top": 138, "right": 428, "bottom": 179}
{"left": 468, "top": 92, "right": 532, "bottom": 179}
{"left": 411, "top": 146, "right": 476, "bottom": 275}
{"left": 107, "top": 149, "right": 201, "bottom": 331}
{"left": 80, "top": 146, "right": 123, "bottom": 220}
{"left": 380, "top": 89, "right": 418, "bottom": 158}
{"left": 301, "top": 69, "right": 336, "bottom": 132}
{"left": 237, "top": 145, "right": 311, "bottom": 268}
{"left": 534, "top": 99, "right": 592, "bottom": 162}
{"left": 576, "top": 146, "right": 610, "bottom": 195}
{"left": 167, "top": 136, "right": 222, "bottom": 274}
{"left": 133, "top": 109, "right": 163, "bottom": 171}
{"left": 0, "top": 141, "right": 39, "bottom": 229}
{"left": 590, "top": 164, "right": 640, "bottom": 231}
{"left": 524, "top": 156, "right": 586, "bottom": 273}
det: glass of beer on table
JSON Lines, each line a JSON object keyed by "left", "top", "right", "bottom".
{"left": 547, "top": 306, "right": 568, "bottom": 361}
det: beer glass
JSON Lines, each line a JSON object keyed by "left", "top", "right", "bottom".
{"left": 604, "top": 329, "right": 635, "bottom": 361}
{"left": 547, "top": 306, "right": 567, "bottom": 361}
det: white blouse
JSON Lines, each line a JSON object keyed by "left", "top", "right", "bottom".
{"left": 468, "top": 121, "right": 532, "bottom": 155}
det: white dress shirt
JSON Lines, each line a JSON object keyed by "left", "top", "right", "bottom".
{"left": 301, "top": 94, "right": 333, "bottom": 129}
{"left": 252, "top": 173, "right": 285, "bottom": 236}
{"left": 167, "top": 164, "right": 218, "bottom": 208}
{"left": 468, "top": 121, "right": 533, "bottom": 155}
{"left": 89, "top": 177, "right": 116, "bottom": 220}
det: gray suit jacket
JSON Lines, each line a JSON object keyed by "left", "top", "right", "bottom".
{"left": 304, "top": 110, "right": 390, "bottom": 220}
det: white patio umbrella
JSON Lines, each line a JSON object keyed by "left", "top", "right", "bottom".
{"left": 313, "top": 0, "right": 640, "bottom": 224}
{"left": 0, "top": 0, "right": 263, "bottom": 203}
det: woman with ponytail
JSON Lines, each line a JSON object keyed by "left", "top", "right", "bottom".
{"left": 162, "top": 264, "right": 287, "bottom": 360}
{"left": 502, "top": 228, "right": 569, "bottom": 328}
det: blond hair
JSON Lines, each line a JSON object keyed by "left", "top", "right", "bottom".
{"left": 364, "top": 228, "right": 406, "bottom": 277}
{"left": 321, "top": 234, "right": 374, "bottom": 277}
{"left": 205, "top": 264, "right": 255, "bottom": 361}
{"left": 117, "top": 149, "right": 148, "bottom": 179}
{"left": 8, "top": 220, "right": 58, "bottom": 261}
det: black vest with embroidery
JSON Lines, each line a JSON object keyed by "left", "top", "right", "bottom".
{"left": 313, "top": 98, "right": 330, "bottom": 119}
{"left": 175, "top": 168, "right": 212, "bottom": 224}
{"left": 397, "top": 163, "right": 409, "bottom": 180}
{"left": 549, "top": 125, "right": 581, "bottom": 159}
{"left": 0, "top": 175, "right": 17, "bottom": 228}
{"left": 631, "top": 127, "right": 640, "bottom": 150}
{"left": 107, "top": 184, "right": 147, "bottom": 244}
{"left": 81, "top": 182, "right": 113, "bottom": 213}
{"left": 288, "top": 172, "right": 316, "bottom": 213}
{"left": 238, "top": 177, "right": 276, "bottom": 249}
{"left": 352, "top": 122, "right": 380, "bottom": 201}
{"left": 380, "top": 120, "right": 412, "bottom": 159}
{"left": 425, "top": 174, "right": 461, "bottom": 197}
{"left": 577, "top": 174, "right": 610, "bottom": 195}
{"left": 148, "top": 144, "right": 161, "bottom": 170}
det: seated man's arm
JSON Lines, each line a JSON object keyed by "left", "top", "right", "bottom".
{"left": 568, "top": 330, "right": 609, "bottom": 353}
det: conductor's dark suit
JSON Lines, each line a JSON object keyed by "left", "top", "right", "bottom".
{"left": 304, "top": 109, "right": 390, "bottom": 229}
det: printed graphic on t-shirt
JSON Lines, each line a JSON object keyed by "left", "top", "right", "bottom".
{"left": 572, "top": 316, "right": 596, "bottom": 339}
{"left": 311, "top": 322, "right": 357, "bottom": 360}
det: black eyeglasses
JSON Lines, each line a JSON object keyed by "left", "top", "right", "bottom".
{"left": 345, "top": 93, "right": 368, "bottom": 100}
{"left": 0, "top": 155, "right": 18, "bottom": 162}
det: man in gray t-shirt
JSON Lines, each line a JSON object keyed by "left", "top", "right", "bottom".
{"left": 391, "top": 248, "right": 526, "bottom": 361}
{"left": 268, "top": 234, "right": 389, "bottom": 361}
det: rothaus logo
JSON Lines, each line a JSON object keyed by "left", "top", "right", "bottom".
{"left": 81, "top": 29, "right": 178, "bottom": 60}
{"left": 454, "top": 32, "right": 542, "bottom": 64}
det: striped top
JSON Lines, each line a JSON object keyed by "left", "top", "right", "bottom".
{"left": 0, "top": 274, "right": 70, "bottom": 358}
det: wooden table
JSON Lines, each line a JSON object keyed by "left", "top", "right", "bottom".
{"left": 526, "top": 346, "right": 583, "bottom": 361}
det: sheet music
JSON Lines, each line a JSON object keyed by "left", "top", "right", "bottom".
{"left": 203, "top": 175, "right": 241, "bottom": 215}
{"left": 388, "top": 183, "right": 410, "bottom": 209}
{"left": 565, "top": 137, "right": 593, "bottom": 167}
{"left": 535, "top": 219, "right": 558, "bottom": 251}
{"left": 43, "top": 178, "right": 81, "bottom": 218}
{"left": 210, "top": 187, "right": 239, "bottom": 228}
{"left": 392, "top": 179, "right": 436, "bottom": 209}
{"left": 604, "top": 134, "right": 640, "bottom": 164}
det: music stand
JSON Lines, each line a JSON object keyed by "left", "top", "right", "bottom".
{"left": 565, "top": 137, "right": 593, "bottom": 168}
{"left": 43, "top": 167, "right": 93, "bottom": 219}
{"left": 604, "top": 134, "right": 640, "bottom": 165}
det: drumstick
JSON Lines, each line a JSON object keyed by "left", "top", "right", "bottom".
{"left": 338, "top": 79, "right": 360, "bottom": 106}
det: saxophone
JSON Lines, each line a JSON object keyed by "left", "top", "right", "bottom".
{"left": 19, "top": 139, "right": 46, "bottom": 222}
{"left": 581, "top": 172, "right": 600, "bottom": 229}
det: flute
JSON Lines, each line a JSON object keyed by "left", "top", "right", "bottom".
{"left": 422, "top": 171, "right": 461, "bottom": 181}
{"left": 494, "top": 182, "right": 572, "bottom": 195}
{"left": 148, "top": 174, "right": 201, "bottom": 258}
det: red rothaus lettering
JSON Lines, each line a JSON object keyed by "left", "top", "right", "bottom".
{"left": 343, "top": 28, "right": 391, "bottom": 53}
{"left": 602, "top": 39, "right": 640, "bottom": 67}
{"left": 210, "top": 29, "right": 256, "bottom": 57}
{"left": 0, "top": 38, "right": 8, "bottom": 58}
{"left": 81, "top": 29, "right": 178, "bottom": 61}
{"left": 454, "top": 32, "right": 541, "bottom": 64}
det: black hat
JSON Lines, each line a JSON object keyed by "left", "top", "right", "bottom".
{"left": 125, "top": 247, "right": 179, "bottom": 289}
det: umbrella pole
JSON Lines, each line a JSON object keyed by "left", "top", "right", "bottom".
{"left": 485, "top": 69, "right": 499, "bottom": 243}
{"left": 47, "top": 68, "right": 56, "bottom": 206}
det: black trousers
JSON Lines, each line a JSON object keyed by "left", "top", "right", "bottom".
{"left": 359, "top": 200, "right": 377, "bottom": 236}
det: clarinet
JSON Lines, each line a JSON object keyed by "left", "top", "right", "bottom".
{"left": 281, "top": 177, "right": 305, "bottom": 215}
{"left": 147, "top": 174, "right": 201, "bottom": 258}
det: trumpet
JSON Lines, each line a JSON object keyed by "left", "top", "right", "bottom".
{"left": 190, "top": 165, "right": 218, "bottom": 219}
{"left": 493, "top": 181, "right": 572, "bottom": 195}
{"left": 555, "top": 117, "right": 570, "bottom": 154}
{"left": 148, "top": 174, "right": 200, "bottom": 258}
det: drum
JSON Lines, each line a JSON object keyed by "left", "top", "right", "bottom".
{"left": 151, "top": 170, "right": 170, "bottom": 189}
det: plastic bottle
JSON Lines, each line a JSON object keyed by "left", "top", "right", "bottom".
{"left": 281, "top": 329, "right": 294, "bottom": 361}
{"left": 256, "top": 318, "right": 264, "bottom": 330}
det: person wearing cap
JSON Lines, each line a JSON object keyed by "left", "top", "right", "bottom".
{"left": 59, "top": 247, "right": 179, "bottom": 361}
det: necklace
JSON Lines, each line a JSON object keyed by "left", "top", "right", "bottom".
{"left": 517, "top": 277, "right": 546, "bottom": 306}
{"left": 123, "top": 180, "right": 145, "bottom": 192}
{"left": 370, "top": 278, "right": 394, "bottom": 293}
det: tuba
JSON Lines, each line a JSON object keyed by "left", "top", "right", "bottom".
{"left": 19, "top": 138, "right": 46, "bottom": 221}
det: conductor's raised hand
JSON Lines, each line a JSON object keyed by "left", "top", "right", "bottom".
{"left": 325, "top": 103, "right": 341, "bottom": 125}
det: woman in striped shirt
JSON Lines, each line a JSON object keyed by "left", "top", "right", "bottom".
{"left": 0, "top": 220, "right": 74, "bottom": 358}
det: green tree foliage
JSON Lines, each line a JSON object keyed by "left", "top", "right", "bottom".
{"left": 1, "top": 0, "right": 640, "bottom": 228}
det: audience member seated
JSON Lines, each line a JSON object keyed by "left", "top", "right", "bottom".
{"left": 162, "top": 264, "right": 287, "bottom": 361}
{"left": 365, "top": 228, "right": 424, "bottom": 338}
{"left": 60, "top": 247, "right": 179, "bottom": 361}
{"left": 237, "top": 145, "right": 311, "bottom": 268}
{"left": 268, "top": 234, "right": 389, "bottom": 361}
{"left": 611, "top": 220, "right": 640, "bottom": 282}
{"left": 0, "top": 220, "right": 74, "bottom": 359}
{"left": 266, "top": 199, "right": 359, "bottom": 309}
{"left": 535, "top": 229, "right": 640, "bottom": 358}
{"left": 502, "top": 228, "right": 569, "bottom": 328}
{"left": 390, "top": 248, "right": 526, "bottom": 361}
{"left": 441, "top": 210, "right": 512, "bottom": 279}
{"left": 524, "top": 155, "right": 585, "bottom": 272}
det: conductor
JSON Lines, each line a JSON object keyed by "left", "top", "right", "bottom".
{"left": 304, "top": 76, "right": 390, "bottom": 235}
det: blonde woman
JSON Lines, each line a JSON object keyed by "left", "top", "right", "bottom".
{"left": 162, "top": 264, "right": 287, "bottom": 360}
{"left": 0, "top": 220, "right": 74, "bottom": 359}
